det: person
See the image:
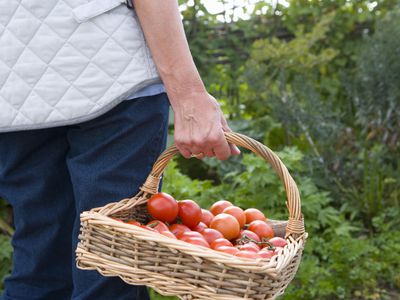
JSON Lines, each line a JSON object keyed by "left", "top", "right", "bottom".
{"left": 0, "top": 1, "right": 240, "bottom": 300}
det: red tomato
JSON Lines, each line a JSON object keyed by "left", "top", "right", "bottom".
{"left": 169, "top": 224, "right": 191, "bottom": 236}
{"left": 258, "top": 248, "right": 275, "bottom": 259}
{"left": 210, "top": 200, "right": 233, "bottom": 216}
{"left": 222, "top": 206, "right": 246, "bottom": 228}
{"left": 146, "top": 220, "right": 170, "bottom": 232}
{"left": 236, "top": 242, "right": 260, "bottom": 252}
{"left": 183, "top": 237, "right": 210, "bottom": 248}
{"left": 239, "top": 230, "right": 261, "bottom": 243}
{"left": 210, "top": 238, "right": 233, "bottom": 249}
{"left": 140, "top": 225, "right": 157, "bottom": 232}
{"left": 160, "top": 231, "right": 177, "bottom": 239}
{"left": 244, "top": 208, "right": 266, "bottom": 224}
{"left": 201, "top": 228, "right": 224, "bottom": 244}
{"left": 178, "top": 200, "right": 202, "bottom": 229}
{"left": 147, "top": 192, "right": 178, "bottom": 223}
{"left": 235, "top": 251, "right": 261, "bottom": 259}
{"left": 126, "top": 220, "right": 140, "bottom": 226}
{"left": 215, "top": 246, "right": 240, "bottom": 255}
{"left": 210, "top": 213, "right": 240, "bottom": 240}
{"left": 268, "top": 237, "right": 288, "bottom": 248}
{"left": 200, "top": 209, "right": 214, "bottom": 226}
{"left": 248, "top": 220, "right": 274, "bottom": 240}
{"left": 193, "top": 222, "right": 207, "bottom": 233}
{"left": 176, "top": 231, "right": 204, "bottom": 240}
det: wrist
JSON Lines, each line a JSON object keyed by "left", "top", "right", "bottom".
{"left": 164, "top": 76, "right": 207, "bottom": 109}
{"left": 168, "top": 89, "right": 208, "bottom": 112}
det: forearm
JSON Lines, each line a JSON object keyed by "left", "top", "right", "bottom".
{"left": 133, "top": 0, "right": 206, "bottom": 107}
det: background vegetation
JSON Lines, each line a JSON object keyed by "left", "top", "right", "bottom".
{"left": 1, "top": 0, "right": 399, "bottom": 299}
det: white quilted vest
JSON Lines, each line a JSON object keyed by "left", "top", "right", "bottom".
{"left": 0, "top": 0, "right": 161, "bottom": 132}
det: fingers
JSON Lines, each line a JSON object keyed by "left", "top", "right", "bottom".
{"left": 220, "top": 114, "right": 231, "bottom": 132}
{"left": 229, "top": 143, "right": 241, "bottom": 156}
{"left": 175, "top": 128, "right": 240, "bottom": 160}
{"left": 220, "top": 115, "right": 241, "bottom": 155}
{"left": 203, "top": 148, "right": 215, "bottom": 158}
{"left": 176, "top": 144, "right": 192, "bottom": 159}
{"left": 209, "top": 131, "right": 231, "bottom": 160}
{"left": 189, "top": 146, "right": 206, "bottom": 159}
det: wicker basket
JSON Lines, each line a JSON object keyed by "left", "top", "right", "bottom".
{"left": 76, "top": 132, "right": 307, "bottom": 300}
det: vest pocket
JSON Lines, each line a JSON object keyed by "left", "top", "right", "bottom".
{"left": 73, "top": 0, "right": 129, "bottom": 23}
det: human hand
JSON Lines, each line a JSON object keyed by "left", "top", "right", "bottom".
{"left": 171, "top": 91, "right": 240, "bottom": 160}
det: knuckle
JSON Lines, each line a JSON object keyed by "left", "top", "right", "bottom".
{"left": 208, "top": 134, "right": 221, "bottom": 145}
{"left": 175, "top": 137, "right": 189, "bottom": 147}
{"left": 191, "top": 138, "right": 204, "bottom": 148}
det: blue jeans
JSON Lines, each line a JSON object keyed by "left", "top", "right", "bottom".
{"left": 0, "top": 94, "right": 170, "bottom": 300}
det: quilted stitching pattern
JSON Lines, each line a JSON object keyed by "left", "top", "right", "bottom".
{"left": 0, "top": 0, "right": 160, "bottom": 131}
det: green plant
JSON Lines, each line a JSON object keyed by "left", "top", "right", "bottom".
{"left": 0, "top": 234, "right": 12, "bottom": 293}
{"left": 148, "top": 288, "right": 178, "bottom": 300}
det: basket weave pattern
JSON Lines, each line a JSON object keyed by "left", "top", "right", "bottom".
{"left": 76, "top": 132, "right": 307, "bottom": 300}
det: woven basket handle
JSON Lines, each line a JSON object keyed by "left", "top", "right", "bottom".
{"left": 140, "top": 131, "right": 305, "bottom": 237}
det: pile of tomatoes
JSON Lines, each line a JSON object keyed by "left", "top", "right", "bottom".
{"left": 115, "top": 192, "right": 288, "bottom": 259}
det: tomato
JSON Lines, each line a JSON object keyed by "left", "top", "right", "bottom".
{"left": 244, "top": 208, "right": 266, "bottom": 224}
{"left": 210, "top": 238, "right": 233, "bottom": 249}
{"left": 146, "top": 220, "right": 170, "bottom": 232}
{"left": 215, "top": 246, "right": 239, "bottom": 255}
{"left": 126, "top": 220, "right": 140, "bottom": 226}
{"left": 169, "top": 224, "right": 191, "bottom": 236}
{"left": 160, "top": 231, "right": 177, "bottom": 239}
{"left": 193, "top": 222, "right": 207, "bottom": 233}
{"left": 268, "top": 237, "right": 287, "bottom": 248}
{"left": 248, "top": 220, "right": 274, "bottom": 240}
{"left": 210, "top": 213, "right": 240, "bottom": 240}
{"left": 201, "top": 228, "right": 224, "bottom": 244}
{"left": 147, "top": 192, "right": 178, "bottom": 223}
{"left": 235, "top": 251, "right": 261, "bottom": 259}
{"left": 200, "top": 209, "right": 214, "bottom": 226}
{"left": 236, "top": 242, "right": 260, "bottom": 252}
{"left": 210, "top": 200, "right": 233, "bottom": 216}
{"left": 182, "top": 237, "right": 210, "bottom": 248}
{"left": 258, "top": 248, "right": 275, "bottom": 259}
{"left": 178, "top": 200, "right": 202, "bottom": 229}
{"left": 239, "top": 230, "right": 261, "bottom": 243}
{"left": 176, "top": 231, "right": 204, "bottom": 240}
{"left": 222, "top": 206, "right": 245, "bottom": 228}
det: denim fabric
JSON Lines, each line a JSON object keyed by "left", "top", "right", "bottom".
{"left": 0, "top": 93, "right": 170, "bottom": 300}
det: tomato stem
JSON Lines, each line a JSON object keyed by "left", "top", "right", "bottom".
{"left": 147, "top": 221, "right": 159, "bottom": 228}
{"left": 260, "top": 238, "right": 275, "bottom": 250}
